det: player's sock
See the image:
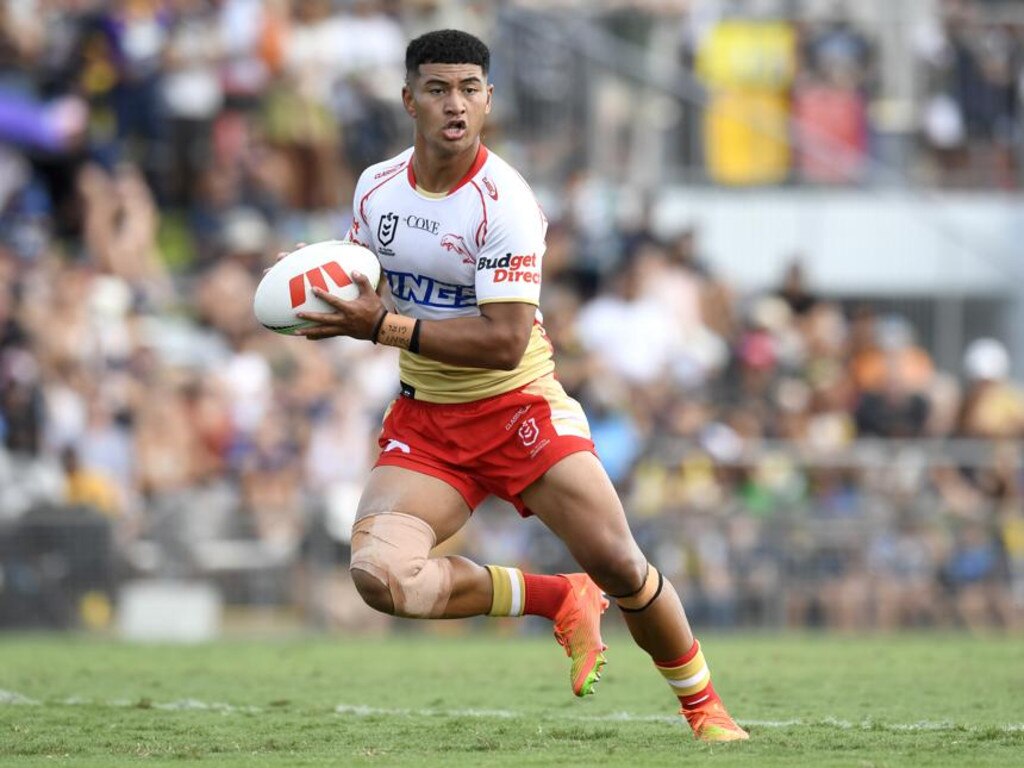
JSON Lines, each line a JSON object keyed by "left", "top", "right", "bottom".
{"left": 485, "top": 565, "right": 570, "bottom": 619}
{"left": 657, "top": 639, "right": 749, "bottom": 741}
{"left": 655, "top": 638, "right": 716, "bottom": 708}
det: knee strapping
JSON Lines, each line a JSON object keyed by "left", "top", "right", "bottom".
{"left": 349, "top": 512, "right": 454, "bottom": 618}
{"left": 612, "top": 563, "right": 664, "bottom": 613}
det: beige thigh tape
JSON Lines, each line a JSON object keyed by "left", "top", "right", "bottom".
{"left": 349, "top": 512, "right": 454, "bottom": 618}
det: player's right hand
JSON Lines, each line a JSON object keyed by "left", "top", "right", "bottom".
{"left": 292, "top": 270, "right": 386, "bottom": 341}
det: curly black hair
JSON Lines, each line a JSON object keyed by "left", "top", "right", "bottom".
{"left": 405, "top": 29, "right": 490, "bottom": 78}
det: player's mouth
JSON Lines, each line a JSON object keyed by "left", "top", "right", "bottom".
{"left": 442, "top": 120, "right": 467, "bottom": 141}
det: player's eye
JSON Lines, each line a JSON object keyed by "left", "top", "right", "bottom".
{"left": 429, "top": 87, "right": 445, "bottom": 95}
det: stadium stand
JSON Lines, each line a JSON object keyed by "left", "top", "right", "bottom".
{"left": 0, "top": 0, "right": 1022, "bottom": 633}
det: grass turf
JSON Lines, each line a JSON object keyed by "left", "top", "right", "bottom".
{"left": 1, "top": 631, "right": 1022, "bottom": 767}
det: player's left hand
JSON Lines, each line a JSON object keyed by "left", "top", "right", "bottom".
{"left": 293, "top": 271, "right": 386, "bottom": 341}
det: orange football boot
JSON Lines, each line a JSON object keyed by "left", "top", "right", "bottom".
{"left": 552, "top": 573, "right": 609, "bottom": 696}
{"left": 682, "top": 698, "right": 750, "bottom": 742}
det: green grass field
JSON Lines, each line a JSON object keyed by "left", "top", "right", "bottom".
{"left": 1, "top": 631, "right": 1022, "bottom": 767}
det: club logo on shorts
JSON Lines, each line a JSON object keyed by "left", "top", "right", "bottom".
{"left": 378, "top": 212, "right": 399, "bottom": 246}
{"left": 517, "top": 418, "right": 539, "bottom": 447}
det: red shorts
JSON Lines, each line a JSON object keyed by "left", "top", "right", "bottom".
{"left": 375, "top": 374, "right": 595, "bottom": 517}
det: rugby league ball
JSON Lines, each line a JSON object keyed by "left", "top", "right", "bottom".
{"left": 254, "top": 240, "right": 381, "bottom": 334}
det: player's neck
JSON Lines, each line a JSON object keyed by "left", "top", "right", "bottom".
{"left": 411, "top": 139, "right": 482, "bottom": 194}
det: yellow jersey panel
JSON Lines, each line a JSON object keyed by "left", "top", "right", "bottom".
{"left": 398, "top": 323, "right": 555, "bottom": 404}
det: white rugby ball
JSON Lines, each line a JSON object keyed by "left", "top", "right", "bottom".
{"left": 254, "top": 240, "right": 381, "bottom": 334}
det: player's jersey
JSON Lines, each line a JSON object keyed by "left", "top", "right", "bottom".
{"left": 345, "top": 144, "right": 554, "bottom": 404}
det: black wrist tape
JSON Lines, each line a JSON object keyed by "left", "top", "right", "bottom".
{"left": 370, "top": 308, "right": 388, "bottom": 344}
{"left": 409, "top": 319, "right": 422, "bottom": 354}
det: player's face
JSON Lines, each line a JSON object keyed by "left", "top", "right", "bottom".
{"left": 404, "top": 63, "right": 493, "bottom": 156}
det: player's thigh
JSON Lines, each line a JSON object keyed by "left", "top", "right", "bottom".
{"left": 357, "top": 464, "right": 472, "bottom": 546}
{"left": 520, "top": 451, "right": 646, "bottom": 594}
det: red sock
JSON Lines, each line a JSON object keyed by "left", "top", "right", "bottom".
{"left": 523, "top": 573, "right": 571, "bottom": 620}
{"left": 656, "top": 639, "right": 701, "bottom": 668}
{"left": 679, "top": 680, "right": 719, "bottom": 710}
{"left": 655, "top": 639, "right": 720, "bottom": 710}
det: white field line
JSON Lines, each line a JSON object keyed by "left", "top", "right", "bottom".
{"left": 333, "top": 703, "right": 1024, "bottom": 735}
{"left": 2, "top": 691, "right": 1022, "bottom": 734}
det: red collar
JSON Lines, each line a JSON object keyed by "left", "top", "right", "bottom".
{"left": 407, "top": 144, "right": 489, "bottom": 196}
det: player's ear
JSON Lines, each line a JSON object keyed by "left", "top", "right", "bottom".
{"left": 485, "top": 83, "right": 493, "bottom": 115}
{"left": 402, "top": 82, "right": 416, "bottom": 118}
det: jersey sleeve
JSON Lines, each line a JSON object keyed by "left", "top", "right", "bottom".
{"left": 473, "top": 179, "right": 547, "bottom": 306}
{"left": 343, "top": 170, "right": 375, "bottom": 252}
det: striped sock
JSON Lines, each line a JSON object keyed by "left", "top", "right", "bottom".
{"left": 485, "top": 566, "right": 570, "bottom": 620}
{"left": 655, "top": 639, "right": 720, "bottom": 710}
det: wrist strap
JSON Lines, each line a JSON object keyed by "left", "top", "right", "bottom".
{"left": 375, "top": 313, "right": 417, "bottom": 350}
{"left": 408, "top": 319, "right": 422, "bottom": 354}
{"left": 370, "top": 308, "right": 388, "bottom": 344}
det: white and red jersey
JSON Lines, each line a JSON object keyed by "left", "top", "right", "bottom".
{"left": 345, "top": 144, "right": 555, "bottom": 403}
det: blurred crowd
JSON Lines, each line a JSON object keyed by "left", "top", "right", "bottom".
{"left": 691, "top": 0, "right": 1024, "bottom": 188}
{"left": 1, "top": 0, "right": 1023, "bottom": 633}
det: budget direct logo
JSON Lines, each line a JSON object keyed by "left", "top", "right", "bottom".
{"left": 476, "top": 252, "right": 540, "bottom": 284}
{"left": 289, "top": 262, "right": 352, "bottom": 308}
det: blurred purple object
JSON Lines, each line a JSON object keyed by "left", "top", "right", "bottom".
{"left": 0, "top": 92, "right": 86, "bottom": 153}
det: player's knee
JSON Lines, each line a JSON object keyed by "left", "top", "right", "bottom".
{"left": 586, "top": 550, "right": 648, "bottom": 598}
{"left": 348, "top": 512, "right": 454, "bottom": 619}
{"left": 350, "top": 566, "right": 396, "bottom": 615}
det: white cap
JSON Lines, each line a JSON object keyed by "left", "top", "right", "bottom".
{"left": 963, "top": 338, "right": 1010, "bottom": 381}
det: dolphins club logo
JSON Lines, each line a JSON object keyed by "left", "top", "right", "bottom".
{"left": 440, "top": 233, "right": 475, "bottom": 265}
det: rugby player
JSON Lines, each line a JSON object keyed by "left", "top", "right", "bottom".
{"left": 291, "top": 29, "right": 748, "bottom": 742}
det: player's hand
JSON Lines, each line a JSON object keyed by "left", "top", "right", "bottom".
{"left": 293, "top": 271, "right": 386, "bottom": 341}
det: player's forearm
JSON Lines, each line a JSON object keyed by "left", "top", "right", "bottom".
{"left": 421, "top": 315, "right": 530, "bottom": 369}
{"left": 375, "top": 312, "right": 530, "bottom": 370}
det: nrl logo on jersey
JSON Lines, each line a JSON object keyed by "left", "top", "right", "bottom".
{"left": 440, "top": 233, "right": 475, "bottom": 265}
{"left": 377, "top": 212, "right": 399, "bottom": 248}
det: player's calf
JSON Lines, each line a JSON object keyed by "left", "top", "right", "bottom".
{"left": 612, "top": 563, "right": 749, "bottom": 742}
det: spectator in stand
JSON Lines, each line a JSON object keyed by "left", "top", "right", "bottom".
{"left": 776, "top": 258, "right": 817, "bottom": 317}
{"left": 868, "top": 509, "right": 950, "bottom": 629}
{"left": 62, "top": 445, "right": 120, "bottom": 519}
{"left": 916, "top": 0, "right": 1022, "bottom": 188}
{"left": 853, "top": 316, "right": 934, "bottom": 438}
{"left": 945, "top": 519, "right": 1017, "bottom": 631}
{"left": 162, "top": 0, "right": 225, "bottom": 207}
{"left": 575, "top": 257, "right": 679, "bottom": 387}
{"left": 960, "top": 338, "right": 1024, "bottom": 439}
{"left": 98, "top": 1, "right": 172, "bottom": 186}
{"left": 794, "top": 8, "right": 872, "bottom": 184}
